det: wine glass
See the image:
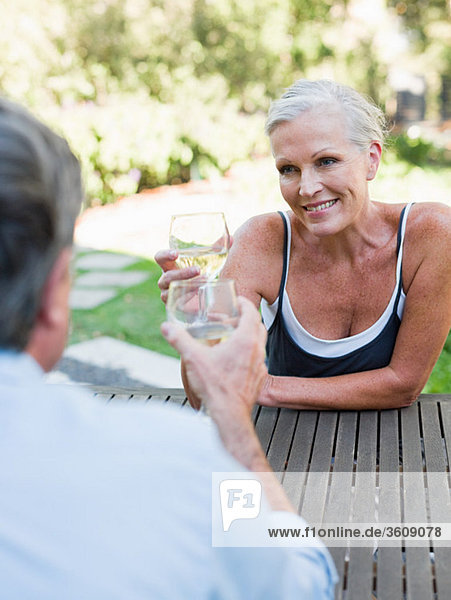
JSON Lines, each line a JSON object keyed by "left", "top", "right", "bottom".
{"left": 166, "top": 278, "right": 239, "bottom": 414}
{"left": 169, "top": 212, "right": 230, "bottom": 279}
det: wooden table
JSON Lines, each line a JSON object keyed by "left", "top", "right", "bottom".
{"left": 91, "top": 387, "right": 451, "bottom": 600}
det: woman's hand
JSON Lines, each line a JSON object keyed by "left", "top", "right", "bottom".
{"left": 154, "top": 249, "right": 200, "bottom": 304}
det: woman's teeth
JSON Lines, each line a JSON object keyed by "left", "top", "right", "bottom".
{"left": 305, "top": 200, "right": 337, "bottom": 212}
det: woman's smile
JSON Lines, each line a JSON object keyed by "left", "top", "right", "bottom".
{"left": 304, "top": 199, "right": 338, "bottom": 213}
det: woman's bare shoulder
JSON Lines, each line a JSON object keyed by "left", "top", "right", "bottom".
{"left": 408, "top": 201, "right": 450, "bottom": 233}
{"left": 403, "top": 202, "right": 451, "bottom": 290}
{"left": 405, "top": 202, "right": 451, "bottom": 258}
{"left": 232, "top": 211, "right": 285, "bottom": 253}
{"left": 378, "top": 201, "right": 450, "bottom": 245}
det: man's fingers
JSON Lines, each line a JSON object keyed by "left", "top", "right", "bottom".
{"left": 161, "top": 321, "right": 198, "bottom": 357}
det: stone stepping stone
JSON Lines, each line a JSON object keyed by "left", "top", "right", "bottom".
{"left": 75, "top": 252, "right": 139, "bottom": 271}
{"left": 75, "top": 271, "right": 149, "bottom": 288}
{"left": 46, "top": 336, "right": 182, "bottom": 388}
{"left": 69, "top": 288, "right": 117, "bottom": 310}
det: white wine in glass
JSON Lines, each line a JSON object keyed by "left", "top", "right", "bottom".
{"left": 169, "top": 212, "right": 230, "bottom": 279}
{"left": 186, "top": 321, "right": 235, "bottom": 346}
{"left": 166, "top": 279, "right": 239, "bottom": 412}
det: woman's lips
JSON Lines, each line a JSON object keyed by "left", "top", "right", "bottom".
{"left": 304, "top": 199, "right": 338, "bottom": 213}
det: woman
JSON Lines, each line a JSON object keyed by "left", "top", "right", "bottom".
{"left": 156, "top": 79, "right": 451, "bottom": 410}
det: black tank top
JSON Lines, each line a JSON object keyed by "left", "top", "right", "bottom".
{"left": 265, "top": 206, "right": 411, "bottom": 378}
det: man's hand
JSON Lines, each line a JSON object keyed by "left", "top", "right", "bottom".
{"left": 161, "top": 298, "right": 297, "bottom": 513}
{"left": 161, "top": 296, "right": 268, "bottom": 421}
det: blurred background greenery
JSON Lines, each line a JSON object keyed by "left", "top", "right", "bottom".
{"left": 1, "top": 0, "right": 450, "bottom": 206}
{"left": 1, "top": 0, "right": 450, "bottom": 391}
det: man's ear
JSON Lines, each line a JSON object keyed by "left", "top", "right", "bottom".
{"left": 37, "top": 248, "right": 72, "bottom": 328}
{"left": 366, "top": 141, "right": 382, "bottom": 181}
{"left": 26, "top": 247, "right": 72, "bottom": 372}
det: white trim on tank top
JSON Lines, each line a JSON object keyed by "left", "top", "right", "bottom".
{"left": 261, "top": 204, "right": 412, "bottom": 359}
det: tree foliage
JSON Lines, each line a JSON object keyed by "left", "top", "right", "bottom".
{"left": 0, "top": 0, "right": 448, "bottom": 206}
{"left": 387, "top": 0, "right": 450, "bottom": 50}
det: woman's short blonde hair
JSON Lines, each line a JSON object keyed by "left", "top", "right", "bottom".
{"left": 265, "top": 79, "right": 388, "bottom": 150}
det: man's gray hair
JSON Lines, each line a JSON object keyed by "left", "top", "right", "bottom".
{"left": 265, "top": 79, "right": 388, "bottom": 149}
{"left": 0, "top": 98, "right": 83, "bottom": 350}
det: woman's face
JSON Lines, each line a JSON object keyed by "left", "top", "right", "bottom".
{"left": 270, "top": 104, "right": 381, "bottom": 238}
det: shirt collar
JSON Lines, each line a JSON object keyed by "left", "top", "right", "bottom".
{"left": 0, "top": 349, "right": 44, "bottom": 383}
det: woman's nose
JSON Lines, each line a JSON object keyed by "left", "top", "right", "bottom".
{"left": 298, "top": 169, "right": 322, "bottom": 198}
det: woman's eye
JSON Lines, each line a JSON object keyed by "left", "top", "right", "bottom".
{"left": 319, "top": 158, "right": 336, "bottom": 167}
{"left": 279, "top": 165, "right": 296, "bottom": 175}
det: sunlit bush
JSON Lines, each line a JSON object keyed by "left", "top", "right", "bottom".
{"left": 38, "top": 87, "right": 266, "bottom": 206}
{"left": 389, "top": 132, "right": 447, "bottom": 167}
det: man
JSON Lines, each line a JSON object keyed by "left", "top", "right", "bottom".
{"left": 0, "top": 98, "right": 336, "bottom": 598}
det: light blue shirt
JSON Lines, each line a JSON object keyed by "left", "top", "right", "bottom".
{"left": 0, "top": 351, "right": 337, "bottom": 599}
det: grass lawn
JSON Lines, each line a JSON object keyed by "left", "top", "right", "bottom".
{"left": 69, "top": 258, "right": 179, "bottom": 359}
{"left": 423, "top": 334, "right": 451, "bottom": 393}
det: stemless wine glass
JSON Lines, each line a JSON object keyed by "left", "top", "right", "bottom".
{"left": 166, "top": 278, "right": 239, "bottom": 415}
{"left": 169, "top": 212, "right": 230, "bottom": 279}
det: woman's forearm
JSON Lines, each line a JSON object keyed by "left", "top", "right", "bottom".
{"left": 259, "top": 367, "right": 422, "bottom": 411}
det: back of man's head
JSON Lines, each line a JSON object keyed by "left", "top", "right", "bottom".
{"left": 0, "top": 99, "right": 83, "bottom": 351}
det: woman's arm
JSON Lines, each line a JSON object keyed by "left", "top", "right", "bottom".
{"left": 259, "top": 203, "right": 451, "bottom": 410}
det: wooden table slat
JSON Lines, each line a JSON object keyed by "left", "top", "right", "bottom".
{"left": 327, "top": 547, "right": 347, "bottom": 600}
{"left": 426, "top": 402, "right": 451, "bottom": 600}
{"left": 266, "top": 408, "right": 299, "bottom": 473}
{"left": 254, "top": 407, "right": 279, "bottom": 455}
{"left": 309, "top": 411, "right": 338, "bottom": 472}
{"left": 401, "top": 403, "right": 424, "bottom": 472}
{"left": 285, "top": 412, "right": 318, "bottom": 472}
{"left": 399, "top": 403, "right": 437, "bottom": 599}
{"left": 379, "top": 409, "right": 400, "bottom": 472}
{"left": 439, "top": 401, "right": 451, "bottom": 472}
{"left": 95, "top": 392, "right": 117, "bottom": 403}
{"left": 325, "top": 413, "right": 356, "bottom": 521}
{"left": 283, "top": 412, "right": 318, "bottom": 509}
{"left": 401, "top": 407, "right": 429, "bottom": 525}
{"left": 433, "top": 547, "right": 451, "bottom": 600}
{"left": 299, "top": 412, "right": 337, "bottom": 523}
{"left": 346, "top": 550, "right": 375, "bottom": 600}
{"left": 377, "top": 411, "right": 404, "bottom": 600}
{"left": 421, "top": 402, "right": 447, "bottom": 473}
{"left": 324, "top": 412, "right": 357, "bottom": 600}
{"left": 331, "top": 411, "right": 357, "bottom": 472}
{"left": 404, "top": 547, "right": 434, "bottom": 600}
{"left": 355, "top": 411, "right": 378, "bottom": 474}
{"left": 165, "top": 393, "right": 187, "bottom": 406}
{"left": 127, "top": 393, "right": 152, "bottom": 403}
{"left": 377, "top": 547, "right": 403, "bottom": 600}
{"left": 113, "top": 393, "right": 136, "bottom": 402}
{"left": 346, "top": 412, "right": 378, "bottom": 600}
{"left": 352, "top": 412, "right": 377, "bottom": 522}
